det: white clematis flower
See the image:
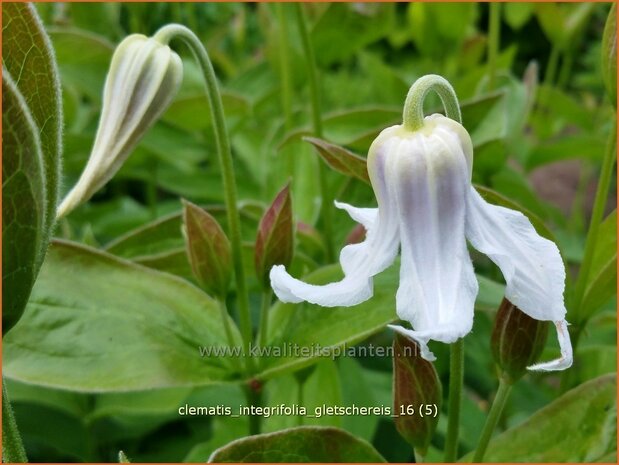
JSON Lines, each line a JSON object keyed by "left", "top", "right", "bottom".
{"left": 57, "top": 34, "right": 183, "bottom": 218}
{"left": 270, "top": 113, "right": 572, "bottom": 371}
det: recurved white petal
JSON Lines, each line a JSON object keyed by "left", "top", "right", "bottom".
{"left": 465, "top": 187, "right": 572, "bottom": 370}
{"left": 391, "top": 116, "right": 478, "bottom": 361}
{"left": 269, "top": 127, "right": 402, "bottom": 307}
{"left": 334, "top": 201, "right": 377, "bottom": 230}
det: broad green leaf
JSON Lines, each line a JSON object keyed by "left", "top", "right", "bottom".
{"left": 464, "top": 374, "right": 617, "bottom": 462}
{"left": 581, "top": 210, "right": 617, "bottom": 318}
{"left": 67, "top": 3, "right": 121, "bottom": 39}
{"left": 304, "top": 137, "right": 370, "bottom": 184}
{"left": 526, "top": 134, "right": 606, "bottom": 170}
{"left": 3, "top": 3, "right": 63, "bottom": 237}
{"left": 311, "top": 3, "right": 395, "bottom": 66}
{"left": 161, "top": 92, "right": 250, "bottom": 132}
{"left": 408, "top": 3, "right": 477, "bottom": 58}
{"left": 2, "top": 72, "right": 46, "bottom": 334}
{"left": 263, "top": 361, "right": 342, "bottom": 433}
{"left": 301, "top": 360, "right": 343, "bottom": 427}
{"left": 48, "top": 28, "right": 114, "bottom": 101}
{"left": 572, "top": 346, "right": 617, "bottom": 386}
{"left": 4, "top": 240, "right": 243, "bottom": 392}
{"left": 208, "top": 426, "right": 387, "bottom": 462}
{"left": 535, "top": 3, "right": 595, "bottom": 49}
{"left": 338, "top": 358, "right": 382, "bottom": 442}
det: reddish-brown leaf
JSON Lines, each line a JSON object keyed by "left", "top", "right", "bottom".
{"left": 255, "top": 184, "right": 294, "bottom": 288}
{"left": 182, "top": 200, "right": 232, "bottom": 298}
{"left": 304, "top": 136, "right": 370, "bottom": 184}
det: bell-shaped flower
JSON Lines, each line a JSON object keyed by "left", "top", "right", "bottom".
{"left": 57, "top": 34, "right": 183, "bottom": 218}
{"left": 270, "top": 113, "right": 572, "bottom": 371}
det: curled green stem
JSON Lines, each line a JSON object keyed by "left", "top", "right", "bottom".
{"left": 472, "top": 377, "right": 512, "bottom": 463}
{"left": 444, "top": 338, "right": 464, "bottom": 462}
{"left": 403, "top": 74, "right": 462, "bottom": 130}
{"left": 153, "top": 24, "right": 253, "bottom": 372}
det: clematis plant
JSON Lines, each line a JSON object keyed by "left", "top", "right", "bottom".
{"left": 270, "top": 74, "right": 572, "bottom": 371}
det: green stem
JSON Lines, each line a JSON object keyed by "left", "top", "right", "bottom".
{"left": 275, "top": 4, "right": 295, "bottom": 184}
{"left": 293, "top": 3, "right": 335, "bottom": 262}
{"left": 403, "top": 74, "right": 462, "bottom": 130}
{"left": 247, "top": 386, "right": 262, "bottom": 435}
{"left": 487, "top": 3, "right": 501, "bottom": 90}
{"left": 153, "top": 25, "right": 253, "bottom": 372}
{"left": 444, "top": 338, "right": 464, "bottom": 462}
{"left": 2, "top": 381, "right": 28, "bottom": 463}
{"left": 572, "top": 122, "right": 617, "bottom": 324}
{"left": 257, "top": 290, "right": 272, "bottom": 348}
{"left": 472, "top": 377, "right": 512, "bottom": 463}
{"left": 276, "top": 4, "right": 293, "bottom": 133}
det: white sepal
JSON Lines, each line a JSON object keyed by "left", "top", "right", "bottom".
{"left": 57, "top": 34, "right": 183, "bottom": 218}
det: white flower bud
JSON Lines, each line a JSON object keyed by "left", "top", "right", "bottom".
{"left": 57, "top": 34, "right": 183, "bottom": 218}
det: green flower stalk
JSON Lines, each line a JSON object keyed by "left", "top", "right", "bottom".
{"left": 57, "top": 34, "right": 182, "bottom": 218}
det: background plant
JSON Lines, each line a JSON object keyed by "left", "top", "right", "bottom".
{"left": 2, "top": 2, "right": 616, "bottom": 463}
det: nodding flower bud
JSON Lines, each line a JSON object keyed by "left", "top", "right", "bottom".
{"left": 491, "top": 298, "right": 550, "bottom": 383}
{"left": 57, "top": 33, "right": 183, "bottom": 218}
{"left": 392, "top": 333, "right": 441, "bottom": 457}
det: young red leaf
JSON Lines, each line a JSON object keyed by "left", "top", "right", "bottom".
{"left": 182, "top": 199, "right": 232, "bottom": 298}
{"left": 304, "top": 136, "right": 370, "bottom": 184}
{"left": 255, "top": 184, "right": 294, "bottom": 288}
{"left": 393, "top": 333, "right": 442, "bottom": 457}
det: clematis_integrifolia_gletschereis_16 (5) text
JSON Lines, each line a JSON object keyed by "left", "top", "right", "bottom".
{"left": 270, "top": 74, "right": 572, "bottom": 371}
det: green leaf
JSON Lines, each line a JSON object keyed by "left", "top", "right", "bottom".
{"left": 526, "top": 134, "right": 606, "bottom": 170}
{"left": 464, "top": 374, "right": 617, "bottom": 462}
{"left": 311, "top": 3, "right": 395, "bottom": 67}
{"left": 304, "top": 137, "right": 370, "bottom": 184}
{"left": 183, "top": 200, "right": 232, "bottom": 297}
{"left": 581, "top": 210, "right": 617, "bottom": 319}
{"left": 504, "top": 3, "right": 533, "bottom": 30}
{"left": 208, "top": 426, "right": 387, "bottom": 462}
{"left": 337, "top": 358, "right": 382, "bottom": 442}
{"left": 2, "top": 72, "right": 47, "bottom": 334}
{"left": 4, "top": 240, "right": 243, "bottom": 392}
{"left": 48, "top": 28, "right": 114, "bottom": 102}
{"left": 2, "top": 3, "right": 63, "bottom": 237}
{"left": 255, "top": 184, "right": 294, "bottom": 288}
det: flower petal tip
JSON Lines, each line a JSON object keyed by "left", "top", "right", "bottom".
{"left": 387, "top": 324, "right": 437, "bottom": 362}
{"left": 527, "top": 320, "right": 573, "bottom": 372}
